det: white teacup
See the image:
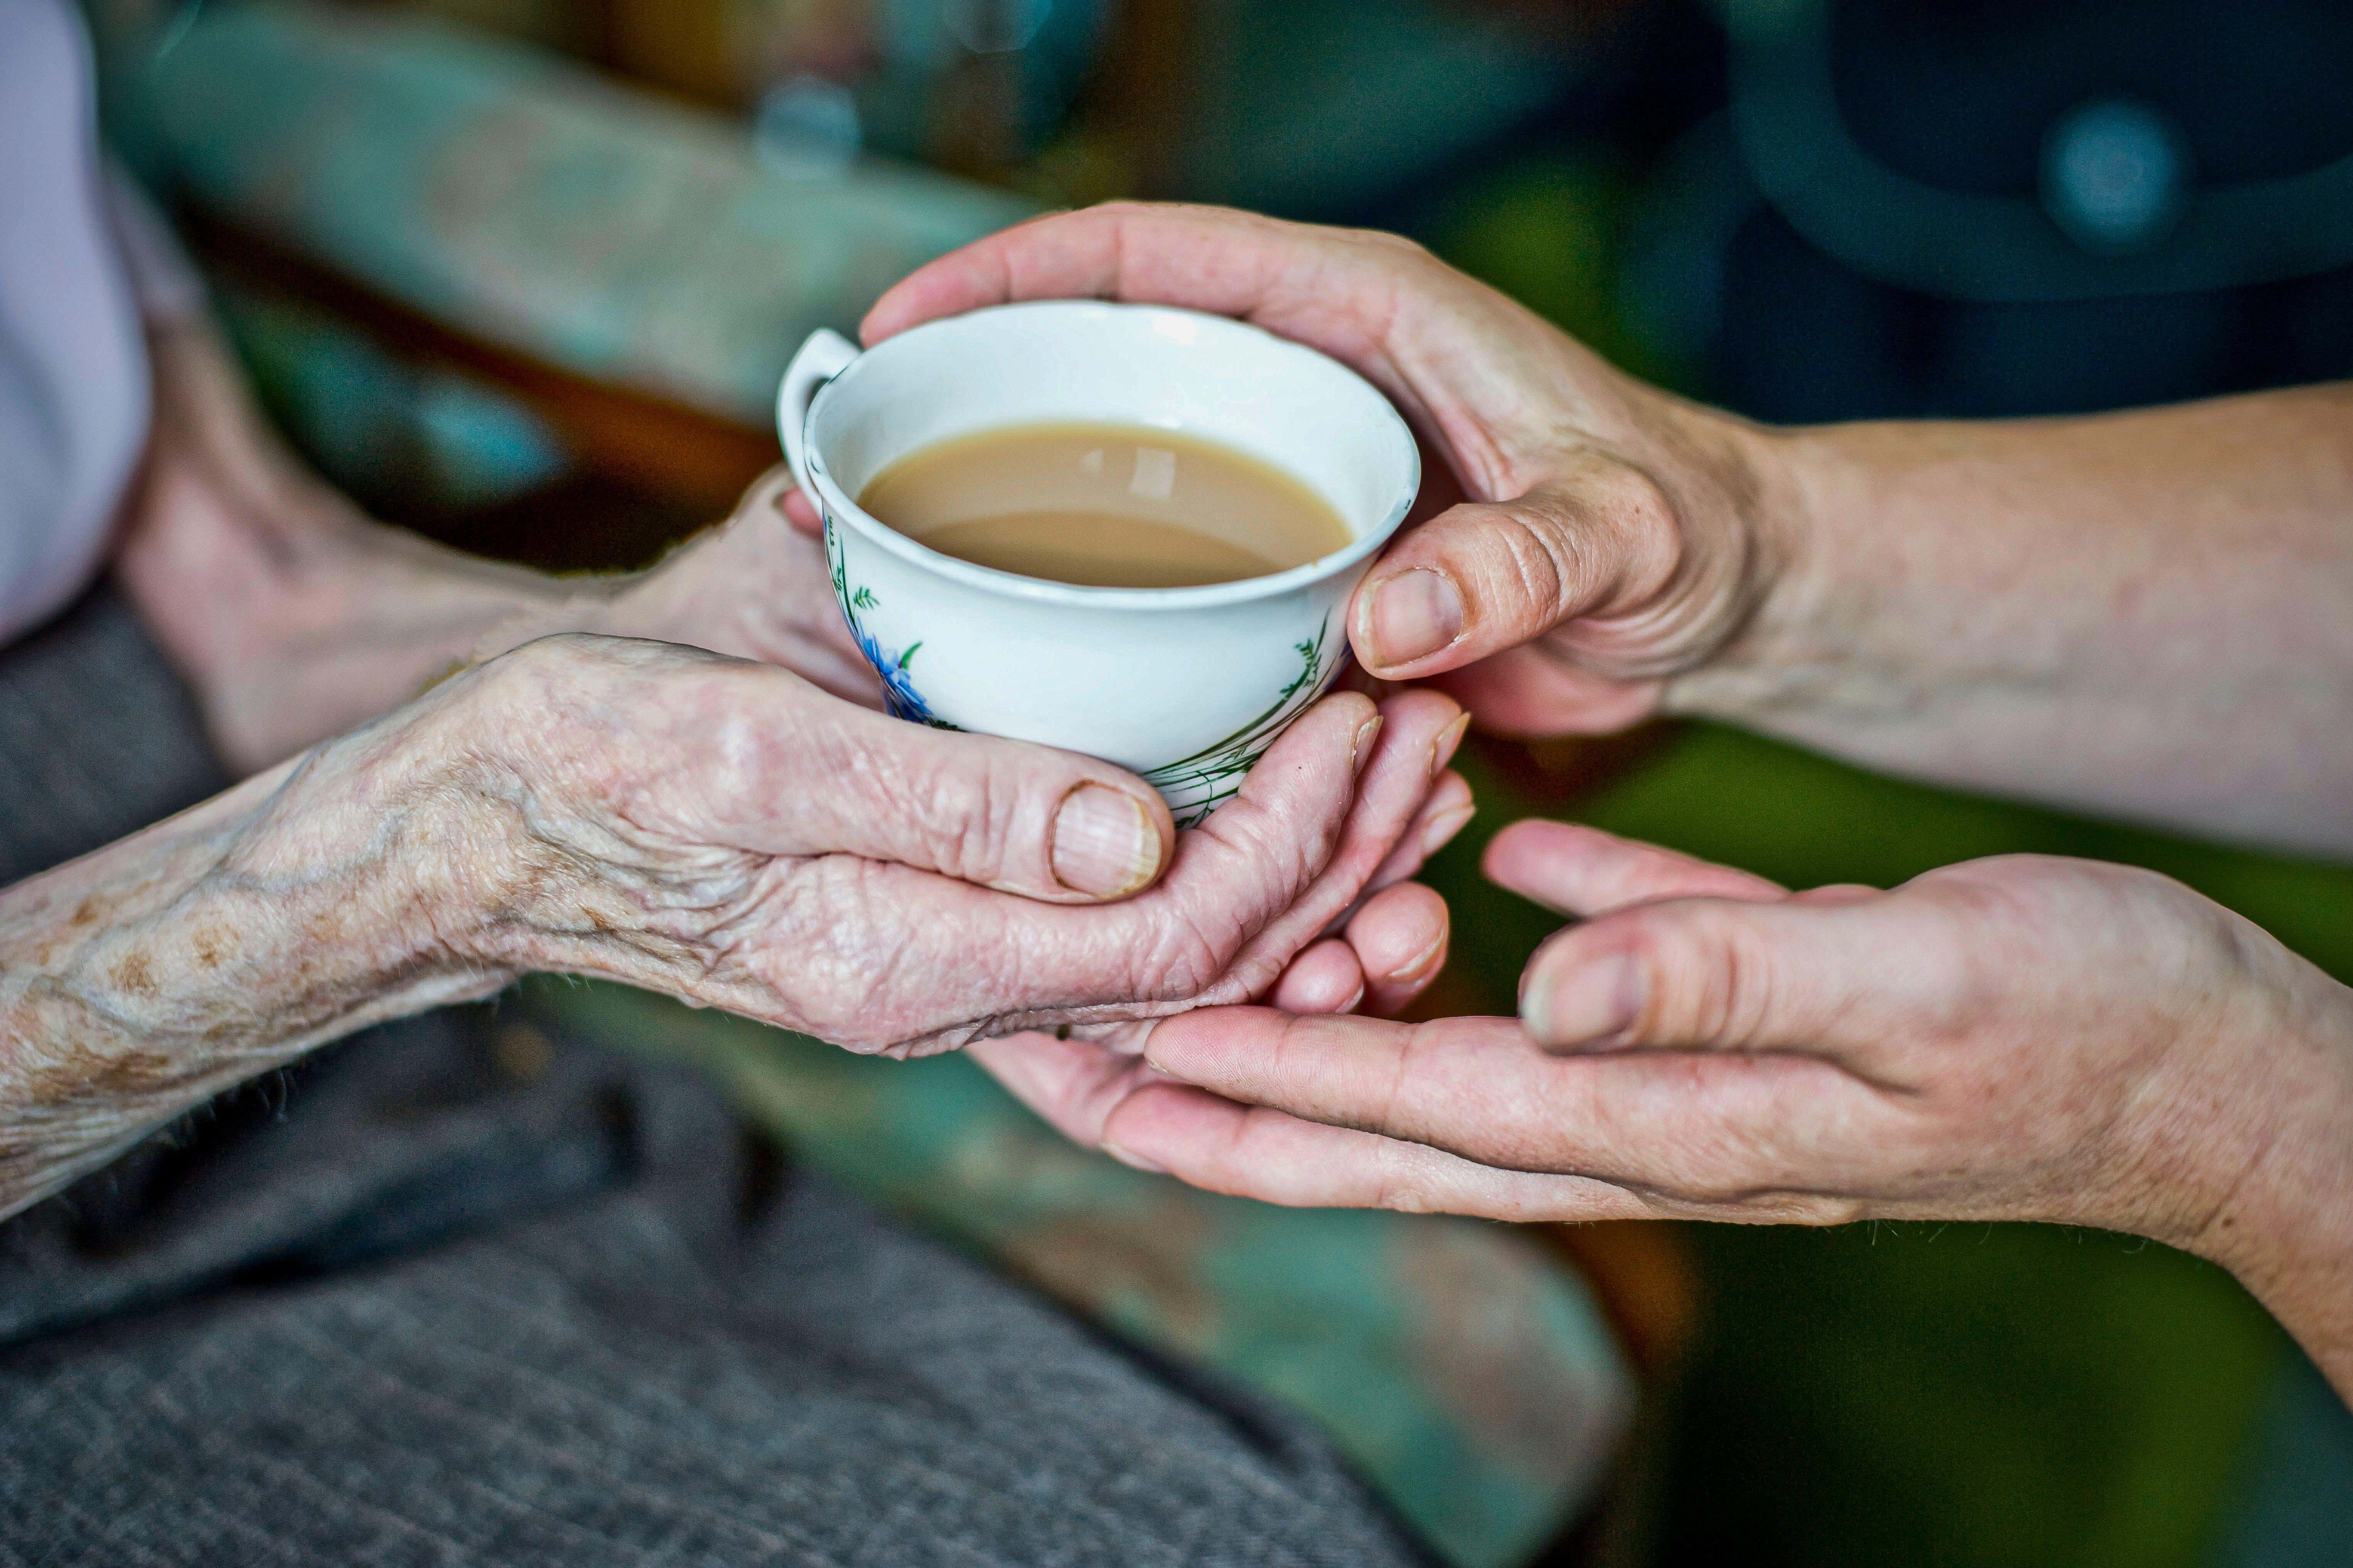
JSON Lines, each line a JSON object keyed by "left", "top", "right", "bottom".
{"left": 778, "top": 301, "right": 1420, "bottom": 825}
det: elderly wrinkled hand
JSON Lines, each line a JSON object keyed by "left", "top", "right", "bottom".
{"left": 350, "top": 636, "right": 1469, "bottom": 1056}
{"left": 0, "top": 621, "right": 1467, "bottom": 1210}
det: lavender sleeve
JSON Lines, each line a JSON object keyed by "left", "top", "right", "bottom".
{"left": 0, "top": 0, "right": 187, "bottom": 648}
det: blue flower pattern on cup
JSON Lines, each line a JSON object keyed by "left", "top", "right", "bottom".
{"left": 827, "top": 517, "right": 952, "bottom": 728}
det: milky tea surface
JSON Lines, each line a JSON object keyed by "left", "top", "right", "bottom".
{"left": 857, "top": 421, "right": 1352, "bottom": 589}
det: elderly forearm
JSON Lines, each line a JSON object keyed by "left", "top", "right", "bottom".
{"left": 0, "top": 718, "right": 508, "bottom": 1218}
{"left": 1681, "top": 384, "right": 2353, "bottom": 855}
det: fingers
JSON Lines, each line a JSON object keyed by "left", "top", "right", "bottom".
{"left": 737, "top": 688, "right": 1436, "bottom": 1051}
{"left": 969, "top": 1030, "right": 1172, "bottom": 1150}
{"left": 1139, "top": 1007, "right": 1890, "bottom": 1205}
{"left": 862, "top": 204, "right": 1424, "bottom": 383}
{"left": 1347, "top": 882, "right": 1449, "bottom": 1015}
{"left": 1099, "top": 1081, "right": 1653, "bottom": 1220}
{"left": 973, "top": 1027, "right": 1649, "bottom": 1222}
{"left": 1200, "top": 688, "right": 1463, "bottom": 1001}
{"left": 1349, "top": 458, "right": 1681, "bottom": 680}
{"left": 1270, "top": 939, "right": 1365, "bottom": 1013}
{"left": 1261, "top": 881, "right": 1450, "bottom": 1016}
{"left": 1484, "top": 820, "right": 1785, "bottom": 917}
{"left": 780, "top": 485, "right": 823, "bottom": 536}
{"left": 618, "top": 468, "right": 878, "bottom": 702}
{"left": 1356, "top": 757, "right": 1474, "bottom": 899}
{"left": 867, "top": 205, "right": 1712, "bottom": 714}
{"left": 835, "top": 710, "right": 1176, "bottom": 902}
{"left": 672, "top": 680, "right": 1460, "bottom": 1051}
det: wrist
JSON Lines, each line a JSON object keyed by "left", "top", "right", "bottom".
{"left": 2188, "top": 980, "right": 2353, "bottom": 1368}
{"left": 230, "top": 703, "right": 524, "bottom": 1005}
{"left": 458, "top": 582, "right": 628, "bottom": 673}
{"left": 387, "top": 639, "right": 724, "bottom": 989}
{"left": 1649, "top": 408, "right": 1830, "bottom": 722}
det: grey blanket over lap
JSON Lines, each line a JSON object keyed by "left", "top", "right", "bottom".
{"left": 0, "top": 584, "right": 1433, "bottom": 1568}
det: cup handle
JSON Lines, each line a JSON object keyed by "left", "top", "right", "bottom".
{"left": 777, "top": 327, "right": 859, "bottom": 500}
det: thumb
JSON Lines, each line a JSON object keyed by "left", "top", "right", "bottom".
{"left": 667, "top": 661, "right": 1178, "bottom": 903}
{"left": 819, "top": 705, "right": 1178, "bottom": 902}
{"left": 1348, "top": 450, "right": 1681, "bottom": 680}
{"left": 1518, "top": 893, "right": 1910, "bottom": 1065}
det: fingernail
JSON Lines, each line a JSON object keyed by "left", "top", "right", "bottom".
{"left": 1429, "top": 711, "right": 1472, "bottom": 780}
{"left": 1102, "top": 1140, "right": 1168, "bottom": 1175}
{"left": 1422, "top": 799, "right": 1477, "bottom": 858}
{"left": 1386, "top": 932, "right": 1446, "bottom": 984}
{"left": 1052, "top": 784, "right": 1161, "bottom": 897}
{"left": 1351, "top": 714, "right": 1385, "bottom": 777}
{"left": 1364, "top": 569, "right": 1465, "bottom": 670}
{"left": 1521, "top": 952, "right": 1644, "bottom": 1049}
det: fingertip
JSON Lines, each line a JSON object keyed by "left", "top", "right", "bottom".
{"left": 1481, "top": 818, "right": 1593, "bottom": 881}
{"left": 1430, "top": 707, "right": 1471, "bottom": 777}
{"left": 1419, "top": 769, "right": 1477, "bottom": 856}
{"left": 1350, "top": 564, "right": 1468, "bottom": 678}
{"left": 1138, "top": 1004, "right": 1284, "bottom": 1082}
{"left": 1346, "top": 881, "right": 1449, "bottom": 988}
{"left": 858, "top": 278, "right": 928, "bottom": 345}
{"left": 1486, "top": 820, "right": 1788, "bottom": 914}
{"left": 1271, "top": 937, "right": 1365, "bottom": 1013}
{"left": 1518, "top": 935, "right": 1645, "bottom": 1052}
{"left": 1098, "top": 1081, "right": 1250, "bottom": 1180}
{"left": 1255, "top": 688, "right": 1379, "bottom": 787}
{"left": 1322, "top": 687, "right": 1382, "bottom": 732}
{"left": 780, "top": 486, "right": 824, "bottom": 536}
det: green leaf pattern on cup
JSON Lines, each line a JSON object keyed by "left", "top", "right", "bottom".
{"left": 1144, "top": 616, "right": 1336, "bottom": 827}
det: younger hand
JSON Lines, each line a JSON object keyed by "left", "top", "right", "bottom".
{"left": 860, "top": 203, "right": 1790, "bottom": 737}
{"left": 990, "top": 821, "right": 2353, "bottom": 1396}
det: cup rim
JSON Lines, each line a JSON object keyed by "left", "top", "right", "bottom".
{"left": 799, "top": 301, "right": 1421, "bottom": 611}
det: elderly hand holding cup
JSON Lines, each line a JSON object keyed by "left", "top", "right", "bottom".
{"left": 3, "top": 306, "right": 1467, "bottom": 1217}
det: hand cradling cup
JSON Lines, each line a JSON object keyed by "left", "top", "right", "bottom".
{"left": 778, "top": 301, "right": 1420, "bottom": 825}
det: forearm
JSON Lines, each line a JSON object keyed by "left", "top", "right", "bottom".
{"left": 0, "top": 715, "right": 507, "bottom": 1218}
{"left": 1680, "top": 385, "right": 2353, "bottom": 855}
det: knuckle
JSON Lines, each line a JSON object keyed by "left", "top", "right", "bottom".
{"left": 1138, "top": 922, "right": 1225, "bottom": 1002}
{"left": 1637, "top": 914, "right": 1780, "bottom": 1048}
{"left": 1476, "top": 506, "right": 1574, "bottom": 623}
{"left": 928, "top": 754, "right": 1017, "bottom": 884}
{"left": 1350, "top": 226, "right": 1433, "bottom": 264}
{"left": 1587, "top": 457, "right": 1678, "bottom": 539}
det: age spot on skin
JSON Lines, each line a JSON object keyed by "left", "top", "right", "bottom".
{"left": 192, "top": 925, "right": 235, "bottom": 970}
{"left": 110, "top": 950, "right": 156, "bottom": 999}
{"left": 83, "top": 1046, "right": 177, "bottom": 1096}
